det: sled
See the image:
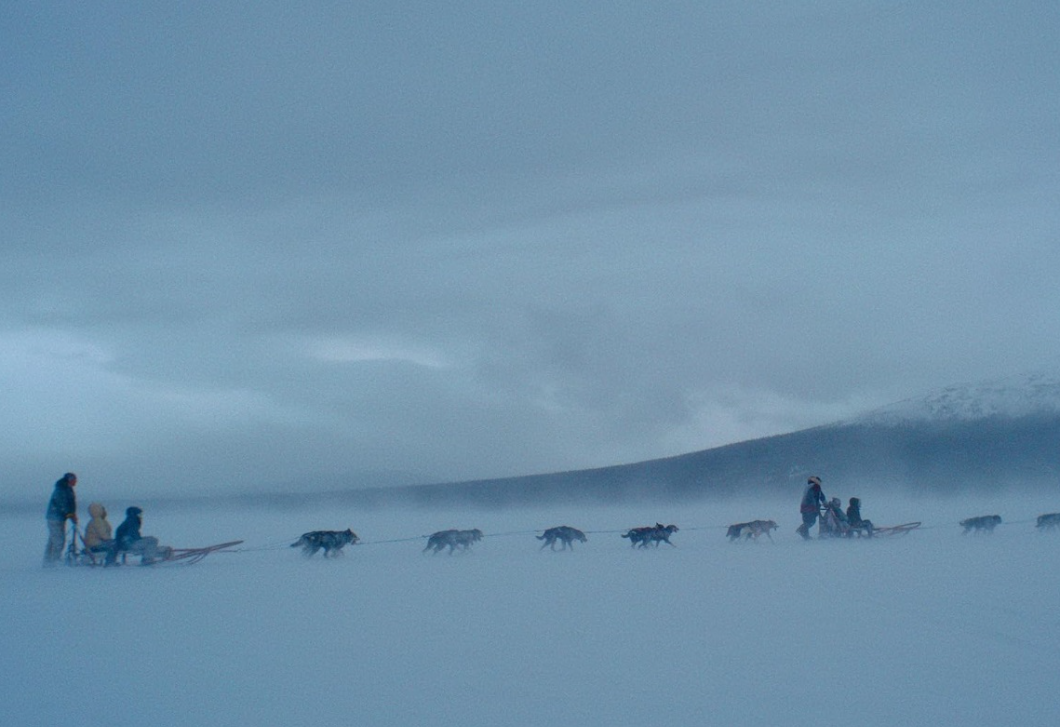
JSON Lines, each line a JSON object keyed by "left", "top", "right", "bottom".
{"left": 67, "top": 525, "right": 243, "bottom": 567}
{"left": 870, "top": 522, "right": 921, "bottom": 537}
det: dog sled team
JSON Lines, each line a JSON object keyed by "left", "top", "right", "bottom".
{"left": 39, "top": 472, "right": 1060, "bottom": 568}
{"left": 954, "top": 512, "right": 1060, "bottom": 533}
{"left": 423, "top": 528, "right": 484, "bottom": 554}
{"left": 621, "top": 523, "right": 679, "bottom": 548}
{"left": 291, "top": 529, "right": 360, "bottom": 557}
{"left": 726, "top": 519, "right": 779, "bottom": 542}
{"left": 537, "top": 525, "right": 587, "bottom": 551}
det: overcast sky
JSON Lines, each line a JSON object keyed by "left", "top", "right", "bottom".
{"left": 2, "top": 2, "right": 1058, "bottom": 499}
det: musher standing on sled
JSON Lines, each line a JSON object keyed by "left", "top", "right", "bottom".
{"left": 44, "top": 472, "right": 78, "bottom": 566}
{"left": 796, "top": 475, "right": 826, "bottom": 540}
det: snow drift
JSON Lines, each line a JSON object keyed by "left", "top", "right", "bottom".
{"left": 2, "top": 494, "right": 1059, "bottom": 727}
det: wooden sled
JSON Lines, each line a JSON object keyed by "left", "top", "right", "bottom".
{"left": 68, "top": 533, "right": 243, "bottom": 567}
{"left": 870, "top": 522, "right": 921, "bottom": 537}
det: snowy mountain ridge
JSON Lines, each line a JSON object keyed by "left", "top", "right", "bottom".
{"left": 851, "top": 369, "right": 1060, "bottom": 426}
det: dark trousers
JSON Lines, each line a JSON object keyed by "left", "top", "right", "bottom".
{"left": 44, "top": 519, "right": 66, "bottom": 565}
{"left": 797, "top": 510, "right": 818, "bottom": 539}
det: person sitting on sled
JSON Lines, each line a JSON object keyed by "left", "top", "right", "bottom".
{"left": 846, "top": 497, "right": 874, "bottom": 537}
{"left": 82, "top": 502, "right": 114, "bottom": 559}
{"left": 819, "top": 497, "right": 848, "bottom": 536}
{"left": 827, "top": 497, "right": 847, "bottom": 522}
{"left": 106, "top": 507, "right": 172, "bottom": 565}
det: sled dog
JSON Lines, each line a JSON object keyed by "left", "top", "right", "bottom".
{"left": 537, "top": 526, "right": 587, "bottom": 551}
{"left": 424, "top": 528, "right": 484, "bottom": 554}
{"left": 1036, "top": 513, "right": 1060, "bottom": 531}
{"left": 727, "top": 520, "right": 778, "bottom": 542}
{"left": 960, "top": 515, "right": 1001, "bottom": 534}
{"left": 291, "top": 529, "right": 359, "bottom": 557}
{"left": 622, "top": 523, "right": 679, "bottom": 548}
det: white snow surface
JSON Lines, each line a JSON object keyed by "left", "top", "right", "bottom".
{"left": 852, "top": 370, "right": 1060, "bottom": 425}
{"left": 4, "top": 494, "right": 1060, "bottom": 727}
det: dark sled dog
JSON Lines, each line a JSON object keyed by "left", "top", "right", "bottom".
{"left": 1036, "top": 513, "right": 1060, "bottom": 531}
{"left": 537, "top": 526, "right": 587, "bottom": 551}
{"left": 291, "top": 529, "right": 359, "bottom": 557}
{"left": 622, "top": 523, "right": 679, "bottom": 548}
{"left": 726, "top": 519, "right": 778, "bottom": 542}
{"left": 960, "top": 515, "right": 1001, "bottom": 534}
{"left": 424, "top": 528, "right": 484, "bottom": 554}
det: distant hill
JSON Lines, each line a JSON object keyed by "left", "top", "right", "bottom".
{"left": 126, "top": 370, "right": 1060, "bottom": 513}
{"left": 310, "top": 370, "right": 1060, "bottom": 508}
{"left": 7, "top": 372, "right": 1057, "bottom": 516}
{"left": 370, "top": 414, "right": 1060, "bottom": 508}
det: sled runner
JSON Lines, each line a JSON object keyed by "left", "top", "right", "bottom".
{"left": 156, "top": 541, "right": 244, "bottom": 565}
{"left": 869, "top": 522, "right": 921, "bottom": 536}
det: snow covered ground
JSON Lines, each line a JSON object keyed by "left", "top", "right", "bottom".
{"left": 3, "top": 493, "right": 1059, "bottom": 727}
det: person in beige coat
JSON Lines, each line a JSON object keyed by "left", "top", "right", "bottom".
{"left": 82, "top": 502, "right": 114, "bottom": 556}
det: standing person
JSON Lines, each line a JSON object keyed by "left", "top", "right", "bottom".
{"left": 44, "top": 472, "right": 78, "bottom": 566}
{"left": 796, "top": 475, "right": 826, "bottom": 540}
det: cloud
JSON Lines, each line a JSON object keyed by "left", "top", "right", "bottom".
{"left": 2, "top": 3, "right": 1059, "bottom": 498}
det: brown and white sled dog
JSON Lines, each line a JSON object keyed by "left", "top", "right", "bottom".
{"left": 622, "top": 523, "right": 679, "bottom": 548}
{"left": 726, "top": 520, "right": 778, "bottom": 542}
{"left": 960, "top": 515, "right": 1001, "bottom": 534}
{"left": 424, "top": 528, "right": 484, "bottom": 554}
{"left": 537, "top": 526, "right": 587, "bottom": 551}
{"left": 1036, "top": 513, "right": 1060, "bottom": 531}
{"left": 291, "top": 529, "right": 359, "bottom": 557}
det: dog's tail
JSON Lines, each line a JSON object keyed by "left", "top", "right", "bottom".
{"left": 536, "top": 533, "right": 546, "bottom": 540}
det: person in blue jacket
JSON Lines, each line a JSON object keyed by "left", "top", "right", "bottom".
{"left": 44, "top": 472, "right": 78, "bottom": 566}
{"left": 106, "top": 506, "right": 170, "bottom": 565}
